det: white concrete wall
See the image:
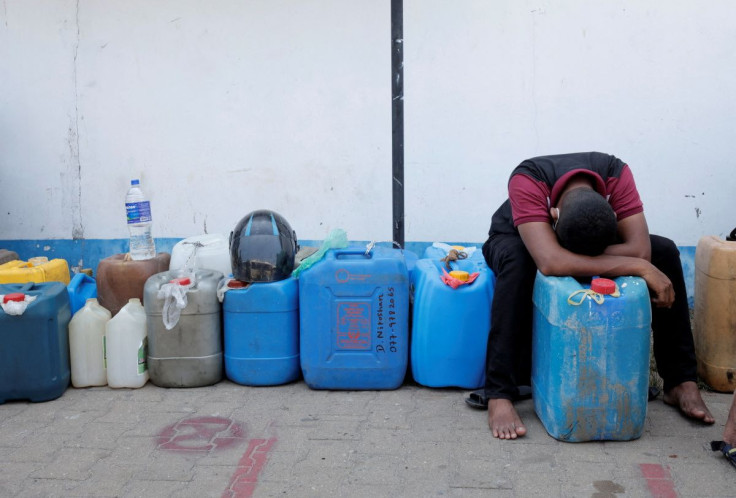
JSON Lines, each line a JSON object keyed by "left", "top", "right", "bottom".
{"left": 1, "top": 0, "right": 392, "bottom": 242}
{"left": 2, "top": 1, "right": 735, "bottom": 247}
{"left": 404, "top": 1, "right": 736, "bottom": 245}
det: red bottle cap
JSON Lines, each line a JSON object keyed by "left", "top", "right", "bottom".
{"left": 227, "top": 279, "right": 248, "bottom": 289}
{"left": 170, "top": 277, "right": 191, "bottom": 286}
{"left": 590, "top": 278, "right": 616, "bottom": 295}
{"left": 3, "top": 293, "right": 25, "bottom": 303}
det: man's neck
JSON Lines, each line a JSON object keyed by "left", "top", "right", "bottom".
{"left": 560, "top": 176, "right": 595, "bottom": 198}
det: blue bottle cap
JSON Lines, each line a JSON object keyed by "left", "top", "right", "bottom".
{"left": 131, "top": 179, "right": 140, "bottom": 185}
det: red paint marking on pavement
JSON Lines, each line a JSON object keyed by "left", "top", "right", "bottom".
{"left": 222, "top": 437, "right": 278, "bottom": 498}
{"left": 156, "top": 416, "right": 247, "bottom": 453}
{"left": 640, "top": 463, "right": 678, "bottom": 498}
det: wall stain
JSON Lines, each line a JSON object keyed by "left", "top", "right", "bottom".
{"left": 68, "top": 0, "right": 84, "bottom": 241}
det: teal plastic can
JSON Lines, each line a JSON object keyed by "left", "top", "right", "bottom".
{"left": 299, "top": 247, "right": 410, "bottom": 390}
{"left": 0, "top": 282, "right": 72, "bottom": 403}
{"left": 223, "top": 277, "right": 300, "bottom": 386}
{"left": 532, "top": 272, "right": 651, "bottom": 441}
{"left": 411, "top": 258, "right": 494, "bottom": 388}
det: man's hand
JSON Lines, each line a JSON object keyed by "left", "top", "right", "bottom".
{"left": 640, "top": 264, "right": 675, "bottom": 308}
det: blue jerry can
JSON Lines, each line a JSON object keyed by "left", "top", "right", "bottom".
{"left": 532, "top": 273, "right": 652, "bottom": 441}
{"left": 67, "top": 272, "right": 97, "bottom": 315}
{"left": 0, "top": 282, "right": 72, "bottom": 403}
{"left": 299, "top": 247, "right": 410, "bottom": 390}
{"left": 411, "top": 257, "right": 494, "bottom": 388}
{"left": 224, "top": 276, "right": 300, "bottom": 386}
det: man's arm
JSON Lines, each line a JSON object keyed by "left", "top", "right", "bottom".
{"left": 602, "top": 212, "right": 651, "bottom": 261}
{"left": 517, "top": 221, "right": 674, "bottom": 307}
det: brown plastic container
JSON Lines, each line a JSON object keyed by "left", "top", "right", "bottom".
{"left": 694, "top": 235, "right": 736, "bottom": 392}
{"left": 0, "top": 249, "right": 19, "bottom": 265}
{"left": 96, "top": 253, "right": 170, "bottom": 316}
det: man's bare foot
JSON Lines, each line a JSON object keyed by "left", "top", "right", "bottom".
{"left": 663, "top": 381, "right": 715, "bottom": 424}
{"left": 723, "top": 392, "right": 736, "bottom": 445}
{"left": 488, "top": 398, "right": 527, "bottom": 439}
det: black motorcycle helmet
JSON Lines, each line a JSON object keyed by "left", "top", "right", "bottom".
{"left": 229, "top": 210, "right": 298, "bottom": 282}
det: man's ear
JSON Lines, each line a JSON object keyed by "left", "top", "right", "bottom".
{"left": 549, "top": 207, "right": 559, "bottom": 223}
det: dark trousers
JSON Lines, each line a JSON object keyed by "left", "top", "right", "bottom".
{"left": 481, "top": 233, "right": 697, "bottom": 400}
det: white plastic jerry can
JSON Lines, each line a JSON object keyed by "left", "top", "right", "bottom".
{"left": 105, "top": 298, "right": 149, "bottom": 388}
{"left": 69, "top": 298, "right": 111, "bottom": 387}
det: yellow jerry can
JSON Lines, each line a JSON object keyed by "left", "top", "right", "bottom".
{"left": 0, "top": 257, "right": 71, "bottom": 285}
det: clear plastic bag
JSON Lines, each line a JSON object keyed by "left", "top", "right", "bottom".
{"left": 157, "top": 277, "right": 194, "bottom": 330}
{"left": 0, "top": 294, "right": 37, "bottom": 315}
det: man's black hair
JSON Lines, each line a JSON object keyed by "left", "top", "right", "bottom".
{"left": 555, "top": 188, "right": 617, "bottom": 256}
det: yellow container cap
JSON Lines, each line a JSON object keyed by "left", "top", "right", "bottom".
{"left": 449, "top": 270, "right": 469, "bottom": 281}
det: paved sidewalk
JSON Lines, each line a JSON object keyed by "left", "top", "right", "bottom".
{"left": 0, "top": 380, "right": 734, "bottom": 497}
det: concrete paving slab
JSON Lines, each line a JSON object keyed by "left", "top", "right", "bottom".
{"left": 0, "top": 379, "right": 735, "bottom": 497}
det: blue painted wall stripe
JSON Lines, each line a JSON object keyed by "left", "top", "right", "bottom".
{"left": 0, "top": 238, "right": 699, "bottom": 306}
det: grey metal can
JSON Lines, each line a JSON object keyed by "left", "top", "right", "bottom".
{"left": 143, "top": 269, "right": 224, "bottom": 388}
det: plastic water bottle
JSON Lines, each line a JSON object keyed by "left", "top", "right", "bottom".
{"left": 125, "top": 179, "right": 156, "bottom": 260}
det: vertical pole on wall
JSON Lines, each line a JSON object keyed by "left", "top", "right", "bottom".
{"left": 391, "top": 0, "right": 405, "bottom": 249}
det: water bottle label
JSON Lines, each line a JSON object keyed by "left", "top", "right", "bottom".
{"left": 126, "top": 201, "right": 152, "bottom": 224}
{"left": 138, "top": 337, "right": 148, "bottom": 374}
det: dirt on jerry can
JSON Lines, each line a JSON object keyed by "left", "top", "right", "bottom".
{"left": 299, "top": 247, "right": 410, "bottom": 390}
{"left": 531, "top": 273, "right": 651, "bottom": 442}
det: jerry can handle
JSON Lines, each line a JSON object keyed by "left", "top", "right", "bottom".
{"left": 3, "top": 260, "right": 31, "bottom": 270}
{"left": 68, "top": 272, "right": 91, "bottom": 291}
{"left": 329, "top": 249, "right": 373, "bottom": 260}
